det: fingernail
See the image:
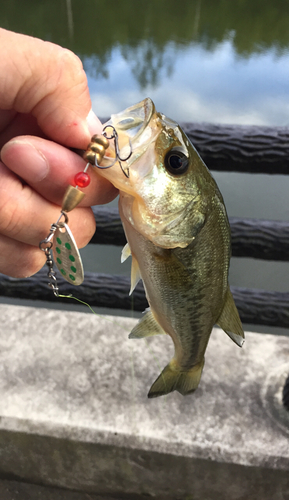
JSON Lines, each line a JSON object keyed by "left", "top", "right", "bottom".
{"left": 2, "top": 140, "right": 49, "bottom": 183}
{"left": 86, "top": 109, "right": 103, "bottom": 135}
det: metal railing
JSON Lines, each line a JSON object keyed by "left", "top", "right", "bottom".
{"left": 1, "top": 121, "right": 289, "bottom": 327}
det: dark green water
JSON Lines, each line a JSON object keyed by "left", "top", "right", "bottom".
{"left": 1, "top": 0, "right": 289, "bottom": 335}
{"left": 2, "top": 1, "right": 289, "bottom": 63}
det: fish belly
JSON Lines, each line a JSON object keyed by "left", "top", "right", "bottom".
{"left": 120, "top": 201, "right": 229, "bottom": 375}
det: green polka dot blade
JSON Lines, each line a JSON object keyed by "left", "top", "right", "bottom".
{"left": 53, "top": 223, "right": 84, "bottom": 286}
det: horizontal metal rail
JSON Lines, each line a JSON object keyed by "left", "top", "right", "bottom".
{"left": 1, "top": 269, "right": 289, "bottom": 329}
{"left": 91, "top": 207, "right": 289, "bottom": 261}
{"left": 2, "top": 123, "right": 289, "bottom": 330}
{"left": 181, "top": 122, "right": 289, "bottom": 175}
{"left": 99, "top": 119, "right": 289, "bottom": 174}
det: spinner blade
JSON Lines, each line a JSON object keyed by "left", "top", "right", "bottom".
{"left": 53, "top": 223, "right": 84, "bottom": 285}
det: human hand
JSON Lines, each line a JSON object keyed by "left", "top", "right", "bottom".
{"left": 0, "top": 28, "right": 117, "bottom": 278}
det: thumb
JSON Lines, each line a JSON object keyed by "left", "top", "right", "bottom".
{"left": 0, "top": 28, "right": 97, "bottom": 148}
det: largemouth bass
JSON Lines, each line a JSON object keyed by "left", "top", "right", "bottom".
{"left": 95, "top": 98, "right": 244, "bottom": 398}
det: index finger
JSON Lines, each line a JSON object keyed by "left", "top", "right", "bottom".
{"left": 0, "top": 28, "right": 95, "bottom": 149}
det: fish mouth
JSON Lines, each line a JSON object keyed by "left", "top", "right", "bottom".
{"left": 110, "top": 97, "right": 155, "bottom": 143}
{"left": 96, "top": 98, "right": 157, "bottom": 187}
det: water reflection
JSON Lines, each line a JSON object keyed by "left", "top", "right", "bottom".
{"left": 1, "top": 0, "right": 289, "bottom": 125}
{"left": 88, "top": 41, "right": 289, "bottom": 126}
{"left": 1, "top": 0, "right": 289, "bottom": 79}
{"left": 121, "top": 40, "right": 175, "bottom": 88}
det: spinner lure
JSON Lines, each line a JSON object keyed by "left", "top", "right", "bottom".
{"left": 39, "top": 127, "right": 131, "bottom": 296}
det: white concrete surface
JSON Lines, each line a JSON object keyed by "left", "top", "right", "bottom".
{"left": 0, "top": 303, "right": 288, "bottom": 499}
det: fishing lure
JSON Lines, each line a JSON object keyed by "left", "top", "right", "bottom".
{"left": 39, "top": 126, "right": 131, "bottom": 295}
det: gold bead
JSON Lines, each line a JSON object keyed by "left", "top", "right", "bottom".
{"left": 83, "top": 134, "right": 109, "bottom": 166}
{"left": 83, "top": 150, "right": 96, "bottom": 164}
{"left": 62, "top": 185, "right": 85, "bottom": 212}
{"left": 90, "top": 143, "right": 106, "bottom": 154}
{"left": 95, "top": 152, "right": 102, "bottom": 164}
{"left": 91, "top": 134, "right": 109, "bottom": 148}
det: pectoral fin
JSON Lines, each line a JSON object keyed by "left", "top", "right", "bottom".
{"left": 129, "top": 256, "right": 142, "bottom": 295}
{"left": 121, "top": 243, "right": 131, "bottom": 263}
{"left": 129, "top": 308, "right": 166, "bottom": 339}
{"left": 121, "top": 243, "right": 141, "bottom": 295}
{"left": 148, "top": 358, "right": 205, "bottom": 398}
{"left": 217, "top": 287, "right": 245, "bottom": 347}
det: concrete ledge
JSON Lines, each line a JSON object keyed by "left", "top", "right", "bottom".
{"left": 0, "top": 304, "right": 288, "bottom": 499}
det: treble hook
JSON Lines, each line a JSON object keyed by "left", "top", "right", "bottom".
{"left": 95, "top": 125, "right": 132, "bottom": 178}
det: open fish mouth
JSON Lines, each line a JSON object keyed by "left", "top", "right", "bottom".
{"left": 92, "top": 98, "right": 156, "bottom": 182}
{"left": 97, "top": 98, "right": 158, "bottom": 181}
{"left": 110, "top": 97, "right": 155, "bottom": 143}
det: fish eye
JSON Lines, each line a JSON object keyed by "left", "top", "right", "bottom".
{"left": 164, "top": 148, "right": 190, "bottom": 175}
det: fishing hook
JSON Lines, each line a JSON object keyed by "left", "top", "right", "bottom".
{"left": 94, "top": 125, "right": 132, "bottom": 178}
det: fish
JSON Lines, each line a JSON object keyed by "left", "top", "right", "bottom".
{"left": 95, "top": 97, "right": 245, "bottom": 398}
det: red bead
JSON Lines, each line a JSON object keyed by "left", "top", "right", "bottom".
{"left": 74, "top": 172, "right": 90, "bottom": 188}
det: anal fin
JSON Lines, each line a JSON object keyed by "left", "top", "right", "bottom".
{"left": 129, "top": 308, "right": 166, "bottom": 339}
{"left": 217, "top": 287, "right": 245, "bottom": 347}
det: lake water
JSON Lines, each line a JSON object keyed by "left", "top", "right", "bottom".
{"left": 1, "top": 0, "right": 289, "bottom": 335}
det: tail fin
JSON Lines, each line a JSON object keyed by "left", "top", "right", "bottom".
{"left": 148, "top": 358, "right": 205, "bottom": 398}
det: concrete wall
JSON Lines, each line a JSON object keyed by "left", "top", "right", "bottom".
{"left": 0, "top": 304, "right": 288, "bottom": 499}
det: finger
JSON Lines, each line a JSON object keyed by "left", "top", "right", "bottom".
{"left": 1, "top": 28, "right": 100, "bottom": 148}
{"left": 0, "top": 233, "right": 45, "bottom": 278}
{"left": 0, "top": 113, "right": 44, "bottom": 150}
{"left": 1, "top": 136, "right": 118, "bottom": 206}
{"left": 0, "top": 161, "right": 96, "bottom": 248}
{"left": 0, "top": 110, "right": 17, "bottom": 131}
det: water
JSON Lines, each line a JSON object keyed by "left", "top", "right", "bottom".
{"left": 0, "top": 0, "right": 289, "bottom": 335}
{"left": 2, "top": 0, "right": 289, "bottom": 126}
